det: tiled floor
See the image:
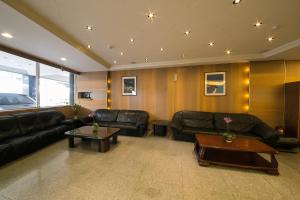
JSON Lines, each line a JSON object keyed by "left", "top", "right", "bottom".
{"left": 0, "top": 135, "right": 299, "bottom": 200}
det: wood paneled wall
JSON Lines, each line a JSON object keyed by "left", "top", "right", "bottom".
{"left": 75, "top": 72, "right": 108, "bottom": 115}
{"left": 249, "top": 60, "right": 300, "bottom": 128}
{"left": 0, "top": 106, "right": 73, "bottom": 119}
{"left": 111, "top": 63, "right": 250, "bottom": 121}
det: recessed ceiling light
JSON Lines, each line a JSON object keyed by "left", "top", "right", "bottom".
{"left": 146, "top": 11, "right": 156, "bottom": 20}
{"left": 130, "top": 38, "right": 134, "bottom": 43}
{"left": 113, "top": 60, "right": 117, "bottom": 64}
{"left": 120, "top": 52, "right": 124, "bottom": 56}
{"left": 184, "top": 30, "right": 191, "bottom": 36}
{"left": 87, "top": 45, "right": 91, "bottom": 49}
{"left": 233, "top": 0, "right": 242, "bottom": 4}
{"left": 268, "top": 36, "right": 275, "bottom": 42}
{"left": 1, "top": 32, "right": 13, "bottom": 39}
{"left": 254, "top": 21, "right": 263, "bottom": 27}
{"left": 225, "top": 50, "right": 231, "bottom": 55}
{"left": 145, "top": 58, "right": 148, "bottom": 62}
{"left": 85, "top": 25, "right": 94, "bottom": 31}
{"left": 160, "top": 47, "right": 164, "bottom": 51}
{"left": 208, "top": 42, "right": 214, "bottom": 47}
{"left": 60, "top": 57, "right": 67, "bottom": 61}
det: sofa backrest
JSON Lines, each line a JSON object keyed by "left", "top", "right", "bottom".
{"left": 95, "top": 109, "right": 119, "bottom": 122}
{"left": 214, "top": 113, "right": 259, "bottom": 133}
{"left": 13, "top": 112, "right": 42, "bottom": 135}
{"left": 116, "top": 110, "right": 143, "bottom": 124}
{"left": 38, "top": 110, "right": 65, "bottom": 129}
{"left": 0, "top": 115, "right": 22, "bottom": 142}
{"left": 181, "top": 111, "right": 214, "bottom": 129}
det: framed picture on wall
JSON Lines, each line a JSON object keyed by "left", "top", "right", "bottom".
{"left": 122, "top": 76, "right": 137, "bottom": 96}
{"left": 205, "top": 72, "right": 226, "bottom": 96}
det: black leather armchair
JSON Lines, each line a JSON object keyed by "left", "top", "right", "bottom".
{"left": 91, "top": 109, "right": 149, "bottom": 137}
{"left": 171, "top": 111, "right": 280, "bottom": 146}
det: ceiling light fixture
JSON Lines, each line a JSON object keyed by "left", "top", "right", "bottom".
{"left": 146, "top": 11, "right": 156, "bottom": 20}
{"left": 113, "top": 60, "right": 117, "bottom": 64}
{"left": 160, "top": 47, "right": 164, "bottom": 51}
{"left": 233, "top": 0, "right": 242, "bottom": 4}
{"left": 225, "top": 50, "right": 231, "bottom": 55}
{"left": 60, "top": 57, "right": 67, "bottom": 61}
{"left": 1, "top": 32, "right": 13, "bottom": 39}
{"left": 208, "top": 42, "right": 214, "bottom": 47}
{"left": 85, "top": 25, "right": 94, "bottom": 31}
{"left": 268, "top": 36, "right": 275, "bottom": 42}
{"left": 120, "top": 52, "right": 124, "bottom": 56}
{"left": 130, "top": 38, "right": 134, "bottom": 43}
{"left": 184, "top": 30, "right": 191, "bottom": 36}
{"left": 145, "top": 58, "right": 148, "bottom": 62}
{"left": 254, "top": 21, "right": 263, "bottom": 27}
{"left": 87, "top": 45, "right": 91, "bottom": 49}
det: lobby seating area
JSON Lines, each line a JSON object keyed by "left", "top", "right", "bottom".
{"left": 0, "top": 0, "right": 300, "bottom": 199}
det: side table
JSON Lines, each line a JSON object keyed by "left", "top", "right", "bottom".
{"left": 152, "top": 120, "right": 169, "bottom": 136}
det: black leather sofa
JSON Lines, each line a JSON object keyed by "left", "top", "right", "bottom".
{"left": 171, "top": 111, "right": 280, "bottom": 146}
{"left": 91, "top": 109, "right": 149, "bottom": 137}
{"left": 0, "top": 110, "right": 81, "bottom": 166}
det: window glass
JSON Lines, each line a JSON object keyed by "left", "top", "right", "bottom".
{"left": 0, "top": 51, "right": 37, "bottom": 110}
{"left": 39, "top": 64, "right": 71, "bottom": 107}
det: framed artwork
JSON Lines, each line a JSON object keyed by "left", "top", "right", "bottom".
{"left": 122, "top": 76, "right": 137, "bottom": 96}
{"left": 205, "top": 72, "right": 226, "bottom": 96}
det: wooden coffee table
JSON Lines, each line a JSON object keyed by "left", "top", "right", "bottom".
{"left": 65, "top": 126, "right": 120, "bottom": 152}
{"left": 194, "top": 134, "right": 279, "bottom": 175}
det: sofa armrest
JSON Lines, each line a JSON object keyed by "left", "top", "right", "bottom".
{"left": 251, "top": 122, "right": 280, "bottom": 146}
{"left": 61, "top": 119, "right": 74, "bottom": 125}
{"left": 136, "top": 112, "right": 149, "bottom": 127}
{"left": 170, "top": 112, "right": 183, "bottom": 131}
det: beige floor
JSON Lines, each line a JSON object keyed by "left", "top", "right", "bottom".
{"left": 0, "top": 135, "right": 299, "bottom": 200}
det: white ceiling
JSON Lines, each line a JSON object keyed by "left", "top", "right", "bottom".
{"left": 0, "top": 1, "right": 107, "bottom": 72}
{"left": 1, "top": 0, "right": 300, "bottom": 72}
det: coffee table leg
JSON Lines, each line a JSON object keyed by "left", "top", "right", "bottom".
{"left": 68, "top": 136, "right": 75, "bottom": 148}
{"left": 194, "top": 142, "right": 209, "bottom": 167}
{"left": 99, "top": 139, "right": 110, "bottom": 152}
{"left": 112, "top": 134, "right": 118, "bottom": 144}
{"left": 267, "top": 154, "right": 279, "bottom": 175}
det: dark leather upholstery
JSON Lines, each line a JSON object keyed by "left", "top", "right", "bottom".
{"left": 0, "top": 116, "right": 21, "bottom": 142}
{"left": 92, "top": 109, "right": 149, "bottom": 137}
{"left": 0, "top": 110, "right": 79, "bottom": 166}
{"left": 171, "top": 111, "right": 280, "bottom": 146}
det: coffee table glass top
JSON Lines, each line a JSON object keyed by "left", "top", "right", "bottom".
{"left": 195, "top": 134, "right": 277, "bottom": 154}
{"left": 65, "top": 126, "right": 120, "bottom": 139}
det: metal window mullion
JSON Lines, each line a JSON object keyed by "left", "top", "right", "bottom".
{"left": 36, "top": 62, "right": 40, "bottom": 108}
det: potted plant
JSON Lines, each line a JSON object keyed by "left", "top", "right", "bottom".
{"left": 88, "top": 111, "right": 99, "bottom": 134}
{"left": 223, "top": 117, "right": 235, "bottom": 143}
{"left": 71, "top": 104, "right": 81, "bottom": 119}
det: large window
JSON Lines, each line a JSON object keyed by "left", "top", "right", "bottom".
{"left": 40, "top": 64, "right": 71, "bottom": 107}
{"left": 0, "top": 51, "right": 37, "bottom": 111}
{"left": 0, "top": 50, "right": 73, "bottom": 111}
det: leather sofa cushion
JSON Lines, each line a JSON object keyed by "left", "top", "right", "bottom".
{"left": 214, "top": 113, "right": 259, "bottom": 133}
{"left": 112, "top": 122, "right": 137, "bottom": 130}
{"left": 117, "top": 111, "right": 139, "bottom": 123}
{"left": 0, "top": 144, "right": 15, "bottom": 165}
{"left": 38, "top": 110, "right": 65, "bottom": 129}
{"left": 95, "top": 109, "right": 119, "bottom": 122}
{"left": 182, "top": 127, "right": 219, "bottom": 135}
{"left": 13, "top": 112, "right": 42, "bottom": 135}
{"left": 4, "top": 135, "right": 40, "bottom": 155}
{"left": 0, "top": 116, "right": 21, "bottom": 142}
{"left": 181, "top": 111, "right": 213, "bottom": 129}
{"left": 32, "top": 129, "right": 59, "bottom": 145}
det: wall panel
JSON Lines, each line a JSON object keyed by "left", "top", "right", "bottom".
{"left": 111, "top": 63, "right": 249, "bottom": 121}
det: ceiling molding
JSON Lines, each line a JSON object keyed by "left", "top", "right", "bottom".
{"left": 263, "top": 38, "right": 300, "bottom": 58}
{"left": 110, "top": 54, "right": 262, "bottom": 71}
{"left": 111, "top": 38, "right": 300, "bottom": 71}
{"left": 2, "top": 0, "right": 111, "bottom": 69}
